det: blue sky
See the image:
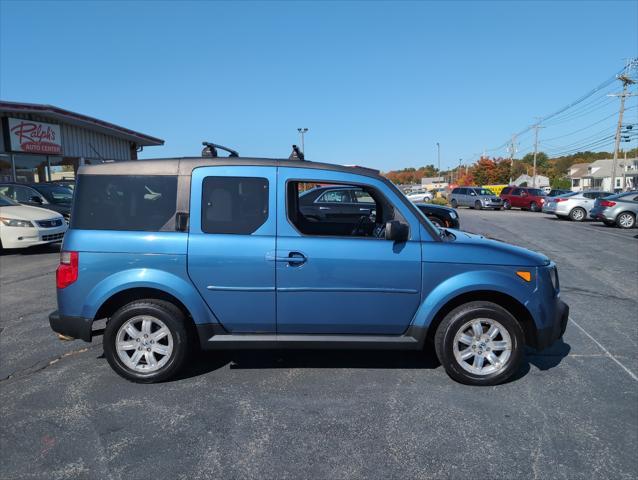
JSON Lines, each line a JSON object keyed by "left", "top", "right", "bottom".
{"left": 1, "top": 1, "right": 637, "bottom": 171}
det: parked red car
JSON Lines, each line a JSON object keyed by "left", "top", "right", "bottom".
{"left": 500, "top": 186, "right": 546, "bottom": 212}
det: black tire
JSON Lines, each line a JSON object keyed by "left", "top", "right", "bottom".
{"left": 503, "top": 200, "right": 511, "bottom": 210}
{"left": 450, "top": 199, "right": 458, "bottom": 209}
{"left": 530, "top": 201, "right": 539, "bottom": 212}
{"left": 428, "top": 216, "right": 444, "bottom": 228}
{"left": 616, "top": 212, "right": 636, "bottom": 229}
{"left": 104, "top": 299, "right": 191, "bottom": 383}
{"left": 434, "top": 301, "right": 525, "bottom": 386}
{"left": 474, "top": 200, "right": 483, "bottom": 210}
{"left": 569, "top": 207, "right": 586, "bottom": 222}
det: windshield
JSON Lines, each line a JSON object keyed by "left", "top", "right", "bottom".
{"left": 476, "top": 188, "right": 495, "bottom": 196}
{"left": 0, "top": 194, "right": 19, "bottom": 207}
{"left": 34, "top": 184, "right": 74, "bottom": 204}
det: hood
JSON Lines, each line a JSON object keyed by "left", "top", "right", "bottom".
{"left": 438, "top": 230, "right": 550, "bottom": 267}
{"left": 0, "top": 205, "right": 64, "bottom": 221}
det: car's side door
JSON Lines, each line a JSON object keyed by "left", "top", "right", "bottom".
{"left": 275, "top": 167, "right": 422, "bottom": 335}
{"left": 187, "top": 166, "right": 277, "bottom": 333}
{"left": 509, "top": 188, "right": 522, "bottom": 208}
{"left": 13, "top": 185, "right": 46, "bottom": 207}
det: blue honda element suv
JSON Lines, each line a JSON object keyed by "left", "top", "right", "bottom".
{"left": 49, "top": 149, "right": 568, "bottom": 385}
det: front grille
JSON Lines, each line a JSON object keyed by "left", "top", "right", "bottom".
{"left": 42, "top": 232, "right": 65, "bottom": 242}
{"left": 36, "top": 218, "right": 64, "bottom": 228}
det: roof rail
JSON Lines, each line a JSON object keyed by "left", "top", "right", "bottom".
{"left": 343, "top": 165, "right": 381, "bottom": 174}
{"left": 202, "top": 142, "right": 239, "bottom": 158}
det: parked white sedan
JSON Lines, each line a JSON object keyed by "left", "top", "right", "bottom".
{"left": 406, "top": 190, "right": 433, "bottom": 203}
{"left": 0, "top": 195, "right": 67, "bottom": 250}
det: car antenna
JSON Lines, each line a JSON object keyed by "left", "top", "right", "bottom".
{"left": 201, "top": 142, "right": 239, "bottom": 158}
{"left": 289, "top": 144, "right": 305, "bottom": 160}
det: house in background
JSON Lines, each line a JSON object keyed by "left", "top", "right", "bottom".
{"left": 570, "top": 158, "right": 638, "bottom": 192}
{"left": 512, "top": 174, "right": 550, "bottom": 189}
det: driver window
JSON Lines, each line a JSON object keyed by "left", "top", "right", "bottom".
{"left": 289, "top": 181, "right": 402, "bottom": 238}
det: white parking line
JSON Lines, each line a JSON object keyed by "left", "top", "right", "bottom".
{"left": 569, "top": 316, "right": 638, "bottom": 382}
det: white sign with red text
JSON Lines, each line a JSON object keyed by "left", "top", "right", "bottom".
{"left": 7, "top": 118, "right": 63, "bottom": 154}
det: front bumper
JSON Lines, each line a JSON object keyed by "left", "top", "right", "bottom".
{"left": 0, "top": 224, "right": 67, "bottom": 249}
{"left": 534, "top": 300, "right": 569, "bottom": 350}
{"left": 49, "top": 310, "right": 93, "bottom": 342}
{"left": 480, "top": 199, "right": 502, "bottom": 208}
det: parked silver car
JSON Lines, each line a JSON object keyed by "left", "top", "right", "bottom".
{"left": 542, "top": 190, "right": 613, "bottom": 221}
{"left": 589, "top": 191, "right": 638, "bottom": 228}
{"left": 449, "top": 187, "right": 502, "bottom": 210}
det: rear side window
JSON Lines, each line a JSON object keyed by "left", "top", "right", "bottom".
{"left": 72, "top": 175, "right": 177, "bottom": 231}
{"left": 201, "top": 176, "right": 268, "bottom": 234}
{"left": 451, "top": 188, "right": 460, "bottom": 194}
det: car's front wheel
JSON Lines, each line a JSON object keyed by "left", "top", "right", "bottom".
{"left": 104, "top": 299, "right": 191, "bottom": 383}
{"left": 434, "top": 301, "right": 524, "bottom": 386}
{"left": 475, "top": 200, "right": 483, "bottom": 210}
{"left": 616, "top": 212, "right": 636, "bottom": 229}
{"left": 503, "top": 200, "right": 511, "bottom": 210}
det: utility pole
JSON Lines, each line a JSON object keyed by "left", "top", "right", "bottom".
{"left": 532, "top": 120, "right": 543, "bottom": 188}
{"left": 297, "top": 128, "right": 309, "bottom": 154}
{"left": 436, "top": 142, "right": 441, "bottom": 175}
{"left": 609, "top": 64, "right": 636, "bottom": 192}
{"left": 507, "top": 133, "right": 517, "bottom": 184}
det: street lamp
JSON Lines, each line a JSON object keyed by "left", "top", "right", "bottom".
{"left": 297, "top": 128, "right": 309, "bottom": 154}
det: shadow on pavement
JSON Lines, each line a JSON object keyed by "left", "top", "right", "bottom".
{"left": 0, "top": 242, "right": 61, "bottom": 256}
{"left": 525, "top": 339, "right": 571, "bottom": 371}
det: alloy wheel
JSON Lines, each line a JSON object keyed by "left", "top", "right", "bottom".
{"left": 452, "top": 318, "right": 512, "bottom": 376}
{"left": 618, "top": 213, "right": 635, "bottom": 228}
{"left": 115, "top": 315, "right": 174, "bottom": 373}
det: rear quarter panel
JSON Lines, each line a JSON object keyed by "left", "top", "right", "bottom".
{"left": 58, "top": 230, "right": 218, "bottom": 324}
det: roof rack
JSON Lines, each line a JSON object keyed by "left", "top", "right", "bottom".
{"left": 202, "top": 142, "right": 239, "bottom": 158}
{"left": 289, "top": 145, "right": 305, "bottom": 161}
{"left": 343, "top": 165, "right": 381, "bottom": 174}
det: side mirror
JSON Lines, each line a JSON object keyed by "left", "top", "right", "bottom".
{"left": 385, "top": 221, "right": 409, "bottom": 242}
{"left": 30, "top": 196, "right": 43, "bottom": 204}
{"left": 470, "top": 192, "right": 476, "bottom": 196}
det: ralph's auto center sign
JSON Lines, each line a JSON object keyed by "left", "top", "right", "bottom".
{"left": 5, "top": 117, "right": 63, "bottom": 154}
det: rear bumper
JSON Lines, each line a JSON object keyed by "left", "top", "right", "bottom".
{"left": 533, "top": 300, "right": 569, "bottom": 350}
{"left": 49, "top": 310, "right": 93, "bottom": 342}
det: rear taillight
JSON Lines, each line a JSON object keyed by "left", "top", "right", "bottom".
{"left": 599, "top": 200, "right": 616, "bottom": 207}
{"left": 56, "top": 251, "right": 79, "bottom": 289}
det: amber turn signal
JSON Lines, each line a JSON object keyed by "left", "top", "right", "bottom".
{"left": 516, "top": 271, "right": 532, "bottom": 282}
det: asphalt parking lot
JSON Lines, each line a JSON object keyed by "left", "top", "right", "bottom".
{"left": 1, "top": 210, "right": 637, "bottom": 480}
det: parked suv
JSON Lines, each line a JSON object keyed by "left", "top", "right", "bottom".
{"left": 49, "top": 152, "right": 568, "bottom": 386}
{"left": 542, "top": 190, "right": 613, "bottom": 221}
{"left": 500, "top": 187, "right": 546, "bottom": 212}
{"left": 449, "top": 187, "right": 502, "bottom": 210}
{"left": 589, "top": 191, "right": 638, "bottom": 228}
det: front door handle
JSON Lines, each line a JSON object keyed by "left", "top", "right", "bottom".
{"left": 266, "top": 251, "right": 307, "bottom": 265}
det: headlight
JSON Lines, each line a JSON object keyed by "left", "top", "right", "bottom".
{"left": 0, "top": 217, "right": 35, "bottom": 227}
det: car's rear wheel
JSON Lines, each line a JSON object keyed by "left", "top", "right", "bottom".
{"left": 435, "top": 301, "right": 524, "bottom": 386}
{"left": 104, "top": 299, "right": 190, "bottom": 383}
{"left": 503, "top": 200, "right": 511, "bottom": 210}
{"left": 617, "top": 212, "right": 636, "bottom": 229}
{"left": 569, "top": 207, "right": 586, "bottom": 222}
{"left": 530, "top": 201, "right": 540, "bottom": 212}
{"left": 450, "top": 199, "right": 458, "bottom": 209}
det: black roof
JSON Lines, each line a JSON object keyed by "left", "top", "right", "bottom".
{"left": 77, "top": 157, "right": 383, "bottom": 180}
